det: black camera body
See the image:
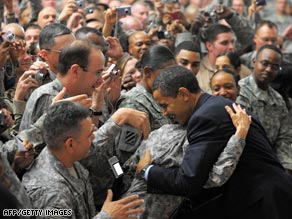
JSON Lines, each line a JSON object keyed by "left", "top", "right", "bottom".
{"left": 256, "top": 0, "right": 266, "bottom": 6}
{"left": 157, "top": 30, "right": 172, "bottom": 40}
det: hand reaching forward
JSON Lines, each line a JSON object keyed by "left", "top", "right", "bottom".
{"left": 101, "top": 189, "right": 144, "bottom": 219}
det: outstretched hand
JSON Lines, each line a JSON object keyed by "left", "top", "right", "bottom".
{"left": 101, "top": 189, "right": 144, "bottom": 219}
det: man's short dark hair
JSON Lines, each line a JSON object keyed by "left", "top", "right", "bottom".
{"left": 255, "top": 20, "right": 278, "bottom": 34}
{"left": 43, "top": 102, "right": 90, "bottom": 150}
{"left": 256, "top": 44, "right": 282, "bottom": 59}
{"left": 152, "top": 65, "right": 201, "bottom": 97}
{"left": 202, "top": 23, "right": 232, "bottom": 44}
{"left": 39, "top": 23, "right": 72, "bottom": 50}
{"left": 175, "top": 41, "right": 201, "bottom": 57}
{"left": 58, "top": 40, "right": 100, "bottom": 75}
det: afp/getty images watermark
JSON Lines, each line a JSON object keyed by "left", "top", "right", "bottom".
{"left": 3, "top": 209, "right": 73, "bottom": 217}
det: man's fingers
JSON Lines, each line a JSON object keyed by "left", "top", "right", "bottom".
{"left": 225, "top": 105, "right": 234, "bottom": 117}
{"left": 104, "top": 189, "right": 113, "bottom": 203}
{"left": 125, "top": 206, "right": 145, "bottom": 215}
{"left": 124, "top": 199, "right": 144, "bottom": 209}
{"left": 118, "top": 194, "right": 140, "bottom": 205}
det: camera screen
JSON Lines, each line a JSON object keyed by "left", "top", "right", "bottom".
{"left": 113, "top": 163, "right": 123, "bottom": 176}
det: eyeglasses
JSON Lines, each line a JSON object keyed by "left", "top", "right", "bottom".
{"left": 257, "top": 59, "right": 281, "bottom": 71}
{"left": 45, "top": 48, "right": 62, "bottom": 53}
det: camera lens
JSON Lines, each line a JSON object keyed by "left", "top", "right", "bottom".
{"left": 125, "top": 9, "right": 129, "bottom": 14}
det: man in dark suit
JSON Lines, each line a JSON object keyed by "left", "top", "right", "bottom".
{"left": 136, "top": 65, "right": 292, "bottom": 219}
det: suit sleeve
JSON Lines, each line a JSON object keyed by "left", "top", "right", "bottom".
{"left": 147, "top": 113, "right": 234, "bottom": 198}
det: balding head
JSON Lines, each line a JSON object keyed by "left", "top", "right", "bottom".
{"left": 37, "top": 7, "right": 57, "bottom": 28}
{"left": 119, "top": 16, "right": 143, "bottom": 31}
{"left": 3, "top": 23, "right": 25, "bottom": 40}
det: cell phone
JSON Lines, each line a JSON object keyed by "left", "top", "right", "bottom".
{"left": 108, "top": 156, "right": 124, "bottom": 178}
{"left": 169, "top": 11, "right": 182, "bottom": 20}
{"left": 256, "top": 0, "right": 266, "bottom": 6}
{"left": 162, "top": 0, "right": 178, "bottom": 3}
{"left": 118, "top": 124, "right": 142, "bottom": 153}
{"left": 116, "top": 5, "right": 131, "bottom": 17}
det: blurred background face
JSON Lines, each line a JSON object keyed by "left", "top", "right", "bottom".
{"left": 232, "top": 0, "right": 245, "bottom": 15}
{"left": 122, "top": 58, "right": 141, "bottom": 83}
{"left": 211, "top": 71, "right": 238, "bottom": 102}
{"left": 214, "top": 55, "right": 235, "bottom": 71}
{"left": 254, "top": 25, "right": 278, "bottom": 51}
{"left": 176, "top": 50, "right": 201, "bottom": 76}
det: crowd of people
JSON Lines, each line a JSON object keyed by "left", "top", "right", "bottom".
{"left": 0, "top": 0, "right": 292, "bottom": 219}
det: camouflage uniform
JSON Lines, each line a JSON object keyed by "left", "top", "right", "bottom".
{"left": 123, "top": 124, "right": 247, "bottom": 219}
{"left": 0, "top": 150, "right": 32, "bottom": 210}
{"left": 19, "top": 78, "right": 68, "bottom": 131}
{"left": 118, "top": 84, "right": 169, "bottom": 131}
{"left": 22, "top": 147, "right": 112, "bottom": 219}
{"left": 236, "top": 75, "right": 292, "bottom": 170}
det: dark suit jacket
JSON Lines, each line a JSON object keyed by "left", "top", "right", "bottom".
{"left": 147, "top": 93, "right": 292, "bottom": 219}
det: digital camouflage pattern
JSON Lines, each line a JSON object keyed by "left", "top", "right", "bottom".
{"left": 237, "top": 75, "right": 292, "bottom": 170}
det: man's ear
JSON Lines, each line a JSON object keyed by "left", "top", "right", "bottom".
{"left": 70, "top": 64, "right": 80, "bottom": 77}
{"left": 39, "top": 49, "right": 48, "bottom": 60}
{"left": 206, "top": 41, "right": 212, "bottom": 52}
{"left": 178, "top": 87, "right": 191, "bottom": 101}
{"left": 64, "top": 137, "right": 74, "bottom": 154}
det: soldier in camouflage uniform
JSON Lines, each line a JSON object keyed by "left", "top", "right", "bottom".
{"left": 19, "top": 23, "right": 75, "bottom": 131}
{"left": 237, "top": 44, "right": 292, "bottom": 171}
{"left": 115, "top": 45, "right": 174, "bottom": 165}
{"left": 123, "top": 103, "right": 251, "bottom": 219}
{"left": 22, "top": 101, "right": 145, "bottom": 219}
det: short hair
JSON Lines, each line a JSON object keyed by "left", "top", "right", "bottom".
{"left": 210, "top": 68, "right": 239, "bottom": 88}
{"left": 174, "top": 41, "right": 201, "bottom": 57}
{"left": 23, "top": 23, "right": 42, "bottom": 32}
{"left": 75, "top": 26, "right": 103, "bottom": 39}
{"left": 255, "top": 20, "right": 277, "bottom": 34}
{"left": 256, "top": 44, "right": 282, "bottom": 59}
{"left": 152, "top": 65, "right": 201, "bottom": 97}
{"left": 217, "top": 51, "right": 241, "bottom": 69}
{"left": 57, "top": 40, "right": 100, "bottom": 76}
{"left": 43, "top": 101, "right": 90, "bottom": 150}
{"left": 135, "top": 45, "right": 175, "bottom": 74}
{"left": 39, "top": 23, "right": 72, "bottom": 50}
{"left": 202, "top": 23, "right": 232, "bottom": 43}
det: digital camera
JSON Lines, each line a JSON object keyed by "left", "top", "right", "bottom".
{"left": 116, "top": 5, "right": 131, "bottom": 17}
{"left": 2, "top": 31, "right": 15, "bottom": 43}
{"left": 75, "top": 0, "right": 84, "bottom": 8}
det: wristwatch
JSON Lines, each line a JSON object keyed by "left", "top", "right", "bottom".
{"left": 140, "top": 165, "right": 150, "bottom": 180}
{"left": 89, "top": 108, "right": 102, "bottom": 116}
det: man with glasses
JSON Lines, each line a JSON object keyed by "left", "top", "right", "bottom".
{"left": 237, "top": 44, "right": 292, "bottom": 174}
{"left": 19, "top": 23, "right": 75, "bottom": 131}
{"left": 241, "top": 20, "right": 278, "bottom": 71}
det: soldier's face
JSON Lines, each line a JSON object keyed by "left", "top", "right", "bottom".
{"left": 253, "top": 48, "right": 281, "bottom": 87}
{"left": 73, "top": 118, "right": 96, "bottom": 160}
